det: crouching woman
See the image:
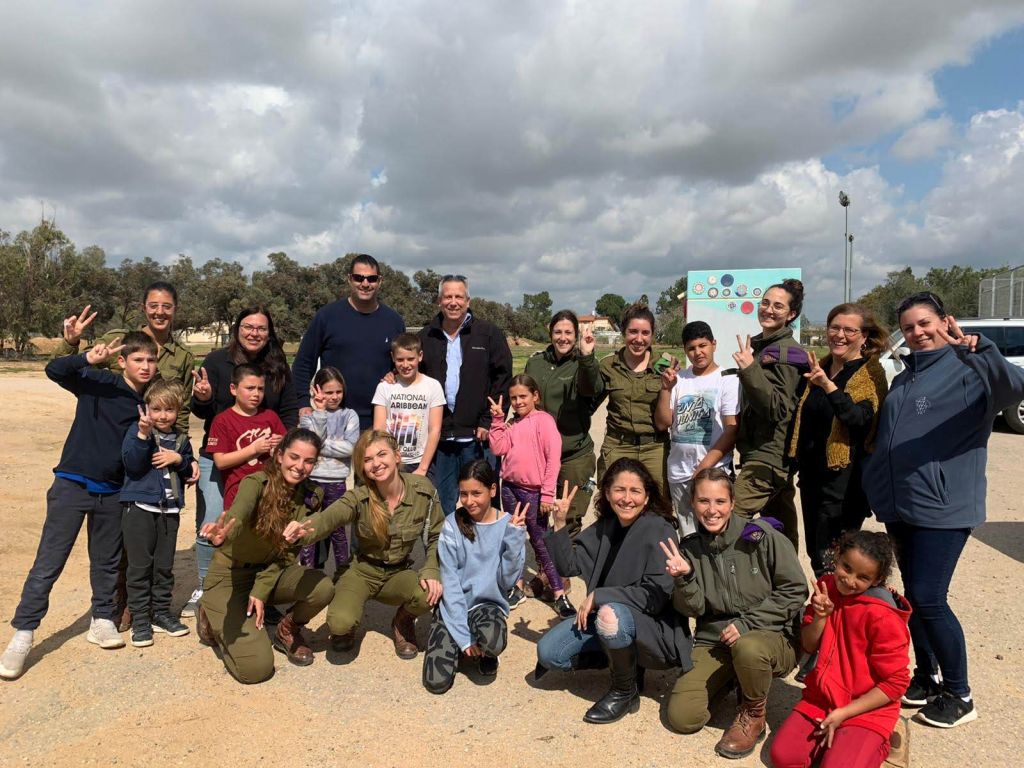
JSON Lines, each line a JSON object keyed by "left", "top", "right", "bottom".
{"left": 664, "top": 467, "right": 807, "bottom": 759}
{"left": 534, "top": 458, "right": 691, "bottom": 724}
{"left": 197, "top": 428, "right": 335, "bottom": 684}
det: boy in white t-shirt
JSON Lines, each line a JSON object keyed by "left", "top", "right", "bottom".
{"left": 655, "top": 321, "right": 740, "bottom": 536}
{"left": 372, "top": 333, "right": 446, "bottom": 474}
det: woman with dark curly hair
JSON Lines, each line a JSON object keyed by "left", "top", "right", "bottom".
{"left": 534, "top": 458, "right": 691, "bottom": 725}
{"left": 187, "top": 305, "right": 299, "bottom": 617}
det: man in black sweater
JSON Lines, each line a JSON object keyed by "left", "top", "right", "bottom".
{"left": 418, "top": 275, "right": 512, "bottom": 516}
{"left": 1, "top": 331, "right": 157, "bottom": 680}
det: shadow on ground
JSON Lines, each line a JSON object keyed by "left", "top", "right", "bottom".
{"left": 972, "top": 522, "right": 1024, "bottom": 565}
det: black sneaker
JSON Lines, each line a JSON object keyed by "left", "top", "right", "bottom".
{"left": 553, "top": 594, "right": 576, "bottom": 618}
{"left": 507, "top": 586, "right": 527, "bottom": 610}
{"left": 131, "top": 622, "right": 154, "bottom": 648}
{"left": 902, "top": 674, "right": 941, "bottom": 707}
{"left": 152, "top": 614, "right": 190, "bottom": 637}
{"left": 478, "top": 655, "right": 499, "bottom": 677}
{"left": 915, "top": 690, "right": 978, "bottom": 728}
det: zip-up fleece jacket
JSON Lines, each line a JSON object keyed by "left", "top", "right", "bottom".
{"left": 673, "top": 514, "right": 808, "bottom": 646}
{"left": 120, "top": 430, "right": 194, "bottom": 508}
{"left": 418, "top": 313, "right": 513, "bottom": 439}
{"left": 797, "top": 574, "right": 911, "bottom": 741}
{"left": 524, "top": 346, "right": 605, "bottom": 461}
{"left": 736, "top": 326, "right": 805, "bottom": 470}
{"left": 863, "top": 335, "right": 1024, "bottom": 529}
{"left": 46, "top": 353, "right": 146, "bottom": 485}
{"left": 489, "top": 409, "right": 562, "bottom": 503}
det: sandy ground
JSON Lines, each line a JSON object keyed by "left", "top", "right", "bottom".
{"left": 0, "top": 370, "right": 1021, "bottom": 768}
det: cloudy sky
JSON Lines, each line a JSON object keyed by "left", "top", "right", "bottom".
{"left": 2, "top": 1, "right": 1023, "bottom": 320}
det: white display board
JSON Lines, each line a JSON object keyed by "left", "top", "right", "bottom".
{"left": 685, "top": 268, "right": 802, "bottom": 345}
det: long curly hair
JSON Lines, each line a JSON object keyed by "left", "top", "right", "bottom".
{"left": 352, "top": 429, "right": 403, "bottom": 544}
{"left": 595, "top": 457, "right": 675, "bottom": 527}
{"left": 226, "top": 305, "right": 291, "bottom": 394}
{"left": 254, "top": 428, "right": 322, "bottom": 550}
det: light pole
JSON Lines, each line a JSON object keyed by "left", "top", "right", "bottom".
{"left": 839, "top": 191, "right": 851, "bottom": 302}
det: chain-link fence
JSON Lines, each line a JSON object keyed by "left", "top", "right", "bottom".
{"left": 978, "top": 265, "right": 1024, "bottom": 318}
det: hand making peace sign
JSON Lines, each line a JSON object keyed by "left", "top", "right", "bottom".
{"left": 803, "top": 350, "right": 836, "bottom": 392}
{"left": 85, "top": 338, "right": 124, "bottom": 365}
{"left": 659, "top": 537, "right": 692, "bottom": 578}
{"left": 810, "top": 579, "right": 834, "bottom": 619}
{"left": 136, "top": 404, "right": 154, "bottom": 438}
{"left": 281, "top": 518, "right": 315, "bottom": 544}
{"left": 487, "top": 395, "right": 505, "bottom": 421}
{"left": 63, "top": 305, "right": 98, "bottom": 346}
{"left": 579, "top": 323, "right": 596, "bottom": 356}
{"left": 937, "top": 315, "right": 979, "bottom": 353}
{"left": 660, "top": 356, "right": 681, "bottom": 391}
{"left": 550, "top": 480, "right": 579, "bottom": 531}
{"left": 733, "top": 334, "right": 755, "bottom": 370}
{"left": 191, "top": 367, "right": 212, "bottom": 402}
{"left": 508, "top": 501, "right": 528, "bottom": 528}
{"left": 200, "top": 511, "right": 237, "bottom": 547}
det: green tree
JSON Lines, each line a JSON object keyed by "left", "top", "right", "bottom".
{"left": 518, "top": 291, "right": 552, "bottom": 341}
{"left": 595, "top": 293, "right": 628, "bottom": 329}
{"left": 655, "top": 276, "right": 688, "bottom": 344}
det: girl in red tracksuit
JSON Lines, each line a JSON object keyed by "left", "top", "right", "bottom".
{"left": 771, "top": 531, "right": 911, "bottom": 768}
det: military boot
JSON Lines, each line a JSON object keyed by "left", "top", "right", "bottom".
{"left": 391, "top": 606, "right": 419, "bottom": 659}
{"left": 715, "top": 696, "right": 767, "bottom": 759}
{"left": 272, "top": 613, "right": 314, "bottom": 666}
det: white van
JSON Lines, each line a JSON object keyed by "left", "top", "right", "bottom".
{"left": 878, "top": 318, "right": 1024, "bottom": 433}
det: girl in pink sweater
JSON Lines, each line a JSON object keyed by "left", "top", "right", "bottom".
{"left": 489, "top": 374, "right": 574, "bottom": 618}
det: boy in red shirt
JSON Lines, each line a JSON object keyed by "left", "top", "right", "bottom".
{"left": 206, "top": 364, "right": 286, "bottom": 509}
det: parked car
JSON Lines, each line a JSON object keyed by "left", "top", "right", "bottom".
{"left": 878, "top": 317, "right": 1024, "bottom": 434}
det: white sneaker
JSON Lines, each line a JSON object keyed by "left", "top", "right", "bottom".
{"left": 0, "top": 630, "right": 34, "bottom": 679}
{"left": 87, "top": 618, "right": 125, "bottom": 649}
{"left": 181, "top": 589, "right": 203, "bottom": 619}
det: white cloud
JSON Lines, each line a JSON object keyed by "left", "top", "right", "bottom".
{"left": 891, "top": 115, "right": 957, "bottom": 160}
{"left": 0, "top": 1, "right": 1022, "bottom": 322}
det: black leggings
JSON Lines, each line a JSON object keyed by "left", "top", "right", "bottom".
{"left": 422, "top": 602, "right": 507, "bottom": 694}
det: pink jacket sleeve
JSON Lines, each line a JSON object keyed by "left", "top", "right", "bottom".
{"left": 538, "top": 412, "right": 562, "bottom": 503}
{"left": 488, "top": 416, "right": 511, "bottom": 457}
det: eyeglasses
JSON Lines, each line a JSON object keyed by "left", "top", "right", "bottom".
{"left": 350, "top": 273, "right": 380, "bottom": 284}
{"left": 240, "top": 324, "right": 269, "bottom": 335}
{"left": 442, "top": 274, "right": 467, "bottom": 283}
{"left": 827, "top": 324, "right": 862, "bottom": 337}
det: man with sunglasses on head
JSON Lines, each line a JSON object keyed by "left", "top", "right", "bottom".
{"left": 418, "top": 275, "right": 513, "bottom": 516}
{"left": 294, "top": 254, "right": 406, "bottom": 430}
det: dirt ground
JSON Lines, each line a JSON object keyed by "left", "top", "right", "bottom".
{"left": 0, "top": 370, "right": 1021, "bottom": 768}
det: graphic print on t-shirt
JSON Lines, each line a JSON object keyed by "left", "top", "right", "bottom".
{"left": 672, "top": 390, "right": 718, "bottom": 447}
{"left": 387, "top": 392, "right": 429, "bottom": 462}
{"left": 236, "top": 426, "right": 273, "bottom": 465}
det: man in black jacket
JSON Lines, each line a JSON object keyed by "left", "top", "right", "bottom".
{"left": 418, "top": 275, "right": 512, "bottom": 515}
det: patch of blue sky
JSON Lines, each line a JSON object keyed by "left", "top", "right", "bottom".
{"left": 824, "top": 25, "right": 1024, "bottom": 204}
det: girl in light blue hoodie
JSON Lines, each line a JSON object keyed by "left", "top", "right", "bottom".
{"left": 422, "top": 460, "right": 526, "bottom": 694}
{"left": 863, "top": 291, "right": 1024, "bottom": 730}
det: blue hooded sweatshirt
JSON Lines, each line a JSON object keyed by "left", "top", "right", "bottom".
{"left": 863, "top": 335, "right": 1024, "bottom": 529}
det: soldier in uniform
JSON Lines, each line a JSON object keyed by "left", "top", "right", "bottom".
{"left": 196, "top": 429, "right": 335, "bottom": 684}
{"left": 524, "top": 310, "right": 604, "bottom": 544}
{"left": 284, "top": 430, "right": 444, "bottom": 660}
{"left": 596, "top": 304, "right": 668, "bottom": 492}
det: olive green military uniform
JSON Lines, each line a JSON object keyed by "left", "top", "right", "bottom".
{"left": 667, "top": 515, "right": 807, "bottom": 733}
{"left": 297, "top": 473, "right": 444, "bottom": 637}
{"left": 57, "top": 327, "right": 195, "bottom": 432}
{"left": 524, "top": 346, "right": 605, "bottom": 537}
{"left": 200, "top": 473, "right": 335, "bottom": 684}
{"left": 596, "top": 349, "right": 668, "bottom": 491}
{"left": 732, "top": 327, "right": 804, "bottom": 549}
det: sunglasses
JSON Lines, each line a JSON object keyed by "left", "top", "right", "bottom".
{"left": 897, "top": 291, "right": 945, "bottom": 317}
{"left": 350, "top": 273, "right": 381, "bottom": 284}
{"left": 442, "top": 274, "right": 467, "bottom": 283}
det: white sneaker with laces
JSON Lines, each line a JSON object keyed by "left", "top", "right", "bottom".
{"left": 0, "top": 630, "right": 34, "bottom": 679}
{"left": 87, "top": 618, "right": 125, "bottom": 649}
{"left": 181, "top": 589, "right": 204, "bottom": 619}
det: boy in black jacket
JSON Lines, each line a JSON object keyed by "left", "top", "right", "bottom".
{"left": 0, "top": 332, "right": 157, "bottom": 680}
{"left": 121, "top": 379, "right": 196, "bottom": 647}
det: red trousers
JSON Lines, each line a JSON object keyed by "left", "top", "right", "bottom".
{"left": 770, "top": 711, "right": 890, "bottom": 768}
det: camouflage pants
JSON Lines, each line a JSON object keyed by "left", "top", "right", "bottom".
{"left": 422, "top": 602, "right": 507, "bottom": 694}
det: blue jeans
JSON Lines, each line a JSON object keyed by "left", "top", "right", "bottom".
{"left": 429, "top": 440, "right": 499, "bottom": 516}
{"left": 194, "top": 455, "right": 224, "bottom": 583}
{"left": 536, "top": 602, "right": 636, "bottom": 670}
{"left": 886, "top": 521, "right": 972, "bottom": 696}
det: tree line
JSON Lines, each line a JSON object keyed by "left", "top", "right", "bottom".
{"left": 0, "top": 221, "right": 1002, "bottom": 358}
